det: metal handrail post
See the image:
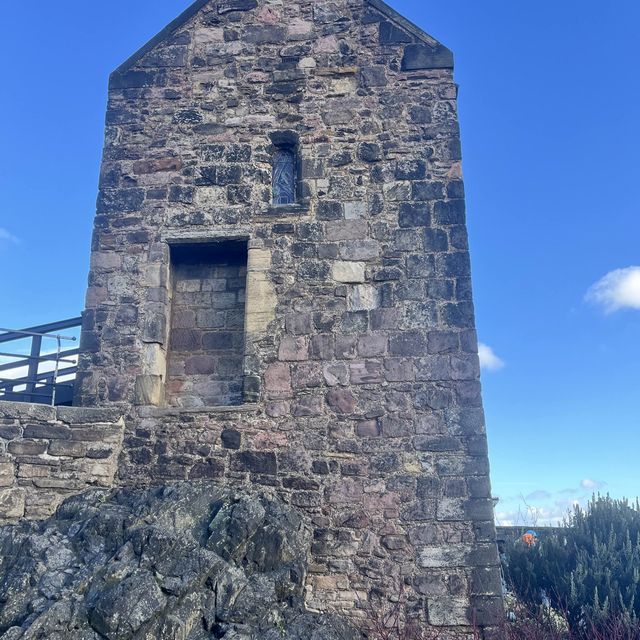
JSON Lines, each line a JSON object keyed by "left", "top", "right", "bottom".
{"left": 51, "top": 336, "right": 62, "bottom": 407}
{"left": 26, "top": 334, "right": 42, "bottom": 403}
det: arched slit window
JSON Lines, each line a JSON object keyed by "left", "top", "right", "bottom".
{"left": 272, "top": 147, "right": 296, "bottom": 205}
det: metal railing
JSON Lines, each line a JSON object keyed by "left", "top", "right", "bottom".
{"left": 0, "top": 317, "right": 82, "bottom": 406}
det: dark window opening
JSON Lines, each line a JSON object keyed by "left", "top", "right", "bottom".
{"left": 167, "top": 240, "right": 247, "bottom": 408}
{"left": 272, "top": 147, "right": 297, "bottom": 206}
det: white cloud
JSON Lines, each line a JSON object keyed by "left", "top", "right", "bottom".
{"left": 495, "top": 478, "right": 610, "bottom": 527}
{"left": 478, "top": 343, "right": 505, "bottom": 372}
{"left": 581, "top": 478, "right": 607, "bottom": 491}
{"left": 585, "top": 266, "right": 640, "bottom": 313}
{"left": 0, "top": 228, "right": 19, "bottom": 244}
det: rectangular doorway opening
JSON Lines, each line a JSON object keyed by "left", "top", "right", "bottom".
{"left": 167, "top": 240, "right": 247, "bottom": 408}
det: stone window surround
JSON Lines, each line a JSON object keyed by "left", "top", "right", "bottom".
{"left": 266, "top": 131, "right": 310, "bottom": 216}
{"left": 136, "top": 231, "right": 274, "bottom": 410}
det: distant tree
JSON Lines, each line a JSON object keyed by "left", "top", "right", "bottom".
{"left": 503, "top": 495, "right": 640, "bottom": 637}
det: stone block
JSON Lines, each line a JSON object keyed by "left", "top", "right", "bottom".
{"left": 32, "top": 477, "right": 83, "bottom": 490}
{"left": 285, "top": 313, "right": 313, "bottom": 336}
{"left": 97, "top": 188, "right": 145, "bottom": 213}
{"left": 427, "top": 597, "right": 470, "bottom": 626}
{"left": 70, "top": 424, "right": 122, "bottom": 443}
{"left": 0, "top": 424, "right": 21, "bottom": 439}
{"left": 189, "top": 460, "right": 225, "bottom": 479}
{"left": 0, "top": 402, "right": 56, "bottom": 422}
{"left": 278, "top": 337, "right": 308, "bottom": 362}
{"left": 134, "top": 375, "right": 165, "bottom": 406}
{"left": 316, "top": 201, "right": 343, "bottom": 221}
{"left": 381, "top": 416, "right": 412, "bottom": 438}
{"left": 418, "top": 545, "right": 473, "bottom": 569}
{"left": 292, "top": 396, "right": 323, "bottom": 417}
{"left": 348, "top": 285, "right": 380, "bottom": 311}
{"left": 472, "top": 567, "right": 503, "bottom": 596}
{"left": 356, "top": 420, "right": 380, "bottom": 438}
{"left": 424, "top": 228, "right": 449, "bottom": 252}
{"left": 360, "top": 66, "right": 388, "bottom": 87}
{"left": 245, "top": 25, "right": 286, "bottom": 44}
{"left": 221, "top": 429, "right": 241, "bottom": 450}
{"left": 232, "top": 451, "right": 277, "bottom": 475}
{"left": 326, "top": 389, "right": 356, "bottom": 414}
{"left": 357, "top": 143, "right": 382, "bottom": 162}
{"left": 8, "top": 440, "right": 48, "bottom": 456}
{"left": 401, "top": 43, "right": 454, "bottom": 71}
{"left": 202, "top": 332, "right": 235, "bottom": 350}
{"left": 384, "top": 358, "right": 414, "bottom": 382}
{"left": 323, "top": 363, "right": 349, "bottom": 387}
{"left": 344, "top": 201, "right": 367, "bottom": 220}
{"left": 87, "top": 446, "right": 114, "bottom": 460}
{"left": 264, "top": 363, "right": 292, "bottom": 398}
{"left": 409, "top": 106, "right": 432, "bottom": 124}
{"left": 326, "top": 479, "right": 363, "bottom": 505}
{"left": 23, "top": 423, "right": 71, "bottom": 441}
{"left": 357, "top": 334, "right": 387, "bottom": 357}
{"left": 414, "top": 436, "right": 461, "bottom": 452}
{"left": 56, "top": 407, "right": 122, "bottom": 425}
{"left": 217, "top": 0, "right": 258, "bottom": 13}
{"left": 109, "top": 70, "right": 165, "bottom": 89}
{"left": 413, "top": 181, "right": 444, "bottom": 201}
{"left": 143, "top": 313, "right": 168, "bottom": 344}
{"left": 349, "top": 361, "right": 383, "bottom": 385}
{"left": 332, "top": 261, "right": 365, "bottom": 283}
{"left": 326, "top": 221, "right": 367, "bottom": 242}
{"left": 379, "top": 20, "right": 413, "bottom": 44}
{"left": 339, "top": 240, "right": 380, "bottom": 261}
{"left": 414, "top": 574, "right": 448, "bottom": 596}
{"left": 434, "top": 200, "right": 466, "bottom": 225}
{"left": 48, "top": 441, "right": 88, "bottom": 458}
{"left": 0, "top": 462, "right": 14, "bottom": 488}
{"left": 0, "top": 488, "right": 25, "bottom": 520}
{"left": 399, "top": 203, "right": 431, "bottom": 228}
{"left": 389, "top": 331, "right": 428, "bottom": 356}
{"left": 415, "top": 355, "right": 450, "bottom": 381}
{"left": 310, "top": 335, "right": 334, "bottom": 360}
{"left": 471, "top": 596, "right": 504, "bottom": 626}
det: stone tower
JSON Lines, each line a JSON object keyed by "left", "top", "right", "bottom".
{"left": 75, "top": 0, "right": 504, "bottom": 634}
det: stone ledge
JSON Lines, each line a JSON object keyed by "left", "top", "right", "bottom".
{"left": 264, "top": 202, "right": 311, "bottom": 217}
{"left": 0, "top": 401, "right": 56, "bottom": 421}
{"left": 0, "top": 401, "right": 125, "bottom": 425}
{"left": 137, "top": 404, "right": 261, "bottom": 418}
{"left": 56, "top": 406, "right": 124, "bottom": 424}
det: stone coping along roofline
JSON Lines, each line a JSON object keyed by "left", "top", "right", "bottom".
{"left": 110, "top": 0, "right": 453, "bottom": 79}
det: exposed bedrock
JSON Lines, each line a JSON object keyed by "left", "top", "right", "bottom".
{"left": 0, "top": 482, "right": 360, "bottom": 640}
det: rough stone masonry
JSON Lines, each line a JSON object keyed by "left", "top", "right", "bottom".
{"left": 68, "top": 0, "right": 504, "bottom": 635}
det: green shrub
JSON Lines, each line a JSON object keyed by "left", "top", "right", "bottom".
{"left": 503, "top": 495, "right": 640, "bottom": 636}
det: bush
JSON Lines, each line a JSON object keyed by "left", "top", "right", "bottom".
{"left": 503, "top": 495, "right": 640, "bottom": 638}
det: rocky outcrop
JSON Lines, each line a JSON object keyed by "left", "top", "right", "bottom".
{"left": 0, "top": 483, "right": 360, "bottom": 639}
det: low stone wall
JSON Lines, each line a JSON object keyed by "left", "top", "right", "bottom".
{"left": 0, "top": 401, "right": 124, "bottom": 523}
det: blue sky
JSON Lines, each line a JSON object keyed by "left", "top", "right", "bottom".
{"left": 1, "top": 1, "right": 638, "bottom": 524}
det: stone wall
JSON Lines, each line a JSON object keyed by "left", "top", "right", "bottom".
{"left": 72, "top": 0, "right": 504, "bottom": 634}
{"left": 0, "top": 401, "right": 124, "bottom": 523}
{"left": 120, "top": 403, "right": 502, "bottom": 629}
